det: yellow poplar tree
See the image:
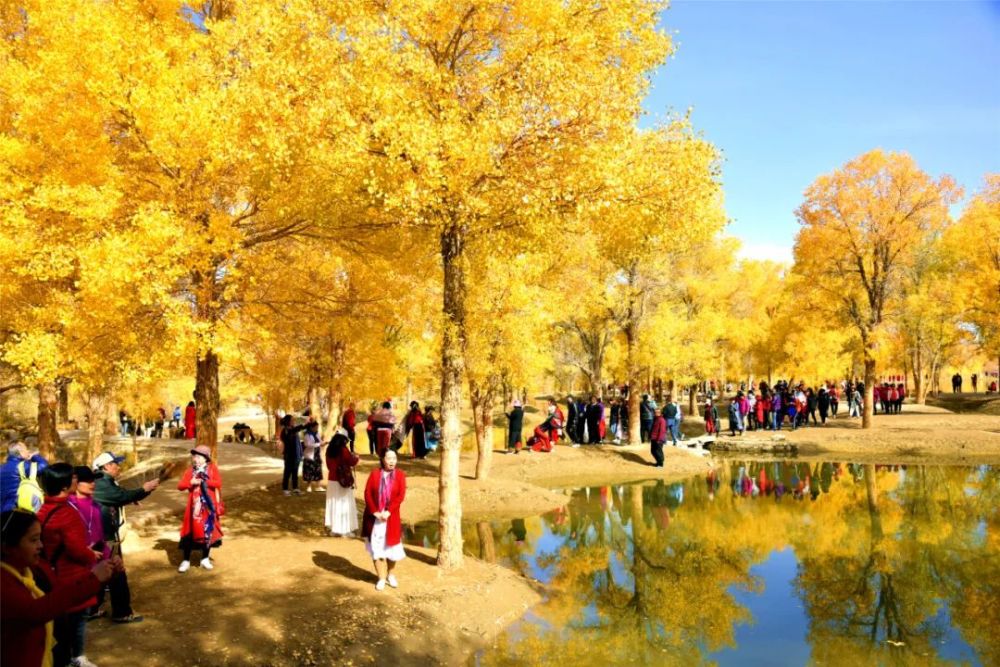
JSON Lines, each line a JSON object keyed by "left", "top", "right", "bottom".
{"left": 590, "top": 124, "right": 725, "bottom": 444}
{"left": 347, "top": 0, "right": 671, "bottom": 568}
{"left": 792, "top": 150, "right": 958, "bottom": 427}
{"left": 948, "top": 175, "right": 1000, "bottom": 372}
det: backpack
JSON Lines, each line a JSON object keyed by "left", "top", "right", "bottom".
{"left": 17, "top": 462, "right": 44, "bottom": 513}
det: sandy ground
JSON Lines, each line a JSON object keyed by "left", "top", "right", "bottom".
{"left": 82, "top": 399, "right": 999, "bottom": 666}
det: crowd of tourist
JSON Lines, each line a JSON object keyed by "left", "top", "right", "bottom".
{"left": 2, "top": 367, "right": 994, "bottom": 665}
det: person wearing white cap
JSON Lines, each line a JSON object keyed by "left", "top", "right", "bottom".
{"left": 91, "top": 452, "right": 159, "bottom": 623}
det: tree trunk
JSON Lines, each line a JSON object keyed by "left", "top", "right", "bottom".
{"left": 475, "top": 391, "right": 495, "bottom": 480}
{"left": 912, "top": 347, "right": 927, "bottom": 405}
{"left": 477, "top": 522, "right": 496, "bottom": 564}
{"left": 36, "top": 382, "right": 61, "bottom": 459}
{"left": 626, "top": 321, "right": 641, "bottom": 445}
{"left": 688, "top": 383, "right": 697, "bottom": 420}
{"left": 58, "top": 379, "right": 71, "bottom": 424}
{"left": 862, "top": 353, "right": 876, "bottom": 429}
{"left": 195, "top": 350, "right": 221, "bottom": 460}
{"left": 323, "top": 340, "right": 345, "bottom": 440}
{"left": 308, "top": 384, "right": 321, "bottom": 427}
{"left": 438, "top": 226, "right": 466, "bottom": 570}
{"left": 85, "top": 391, "right": 108, "bottom": 462}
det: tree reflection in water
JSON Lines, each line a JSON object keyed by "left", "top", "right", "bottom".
{"left": 405, "top": 462, "right": 997, "bottom": 666}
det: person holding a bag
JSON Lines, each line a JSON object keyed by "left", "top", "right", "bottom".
{"left": 325, "top": 429, "right": 359, "bottom": 537}
{"left": 362, "top": 449, "right": 406, "bottom": 591}
{"left": 176, "top": 445, "right": 223, "bottom": 573}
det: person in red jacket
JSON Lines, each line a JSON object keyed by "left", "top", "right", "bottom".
{"left": 362, "top": 449, "right": 406, "bottom": 591}
{"left": 176, "top": 445, "right": 223, "bottom": 574}
{"left": 341, "top": 402, "right": 357, "bottom": 453}
{"left": 184, "top": 401, "right": 197, "bottom": 439}
{"left": 2, "top": 509, "right": 114, "bottom": 667}
{"left": 649, "top": 410, "right": 667, "bottom": 468}
{"left": 36, "top": 463, "right": 103, "bottom": 667}
{"left": 325, "top": 429, "right": 360, "bottom": 537}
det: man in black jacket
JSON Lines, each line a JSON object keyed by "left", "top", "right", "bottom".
{"left": 92, "top": 451, "right": 159, "bottom": 623}
{"left": 639, "top": 395, "right": 654, "bottom": 443}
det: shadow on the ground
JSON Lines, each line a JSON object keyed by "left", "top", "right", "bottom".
{"left": 313, "top": 550, "right": 378, "bottom": 583}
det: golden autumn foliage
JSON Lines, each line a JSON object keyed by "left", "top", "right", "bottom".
{"left": 793, "top": 150, "right": 959, "bottom": 427}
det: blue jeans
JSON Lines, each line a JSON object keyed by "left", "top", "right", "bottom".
{"left": 667, "top": 420, "right": 680, "bottom": 444}
{"left": 772, "top": 412, "right": 780, "bottom": 431}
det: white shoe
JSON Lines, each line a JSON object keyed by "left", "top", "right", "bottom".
{"left": 72, "top": 656, "right": 99, "bottom": 667}
{"left": 375, "top": 579, "right": 386, "bottom": 591}
{"left": 283, "top": 490, "right": 291, "bottom": 496}
{"left": 293, "top": 489, "right": 303, "bottom": 495}
{"left": 177, "top": 560, "right": 190, "bottom": 573}
{"left": 387, "top": 574, "right": 398, "bottom": 588}
{"left": 306, "top": 487, "right": 313, "bottom": 493}
{"left": 200, "top": 558, "right": 214, "bottom": 570}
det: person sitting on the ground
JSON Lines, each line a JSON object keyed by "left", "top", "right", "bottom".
{"left": 232, "top": 423, "right": 255, "bottom": 443}
{"left": 527, "top": 410, "right": 562, "bottom": 453}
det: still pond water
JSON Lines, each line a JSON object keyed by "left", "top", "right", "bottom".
{"left": 406, "top": 461, "right": 998, "bottom": 666}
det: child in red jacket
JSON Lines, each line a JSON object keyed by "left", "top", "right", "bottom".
{"left": 2, "top": 505, "right": 113, "bottom": 667}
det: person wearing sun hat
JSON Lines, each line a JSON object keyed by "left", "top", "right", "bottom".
{"left": 91, "top": 451, "right": 159, "bottom": 624}
{"left": 176, "top": 445, "right": 223, "bottom": 573}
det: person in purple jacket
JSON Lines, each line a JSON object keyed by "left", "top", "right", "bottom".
{"left": 70, "top": 466, "right": 111, "bottom": 622}
{"left": 771, "top": 392, "right": 783, "bottom": 431}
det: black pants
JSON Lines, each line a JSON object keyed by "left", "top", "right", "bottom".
{"left": 182, "top": 542, "right": 212, "bottom": 561}
{"left": 346, "top": 427, "right": 356, "bottom": 452}
{"left": 282, "top": 457, "right": 300, "bottom": 490}
{"left": 819, "top": 407, "right": 828, "bottom": 423}
{"left": 367, "top": 430, "right": 374, "bottom": 455}
{"left": 650, "top": 440, "right": 664, "bottom": 467}
{"left": 94, "top": 568, "right": 133, "bottom": 618}
{"left": 53, "top": 610, "right": 85, "bottom": 666}
{"left": 640, "top": 419, "right": 653, "bottom": 443}
{"left": 587, "top": 418, "right": 601, "bottom": 443}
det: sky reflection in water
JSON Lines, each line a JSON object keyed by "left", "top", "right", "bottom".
{"left": 406, "top": 462, "right": 998, "bottom": 666}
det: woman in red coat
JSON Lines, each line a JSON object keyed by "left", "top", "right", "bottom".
{"left": 184, "top": 401, "right": 197, "bottom": 439}
{"left": 176, "top": 445, "right": 223, "bottom": 573}
{"left": 2, "top": 509, "right": 113, "bottom": 667}
{"left": 362, "top": 449, "right": 406, "bottom": 591}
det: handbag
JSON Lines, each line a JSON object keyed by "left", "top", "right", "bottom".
{"left": 337, "top": 463, "right": 355, "bottom": 489}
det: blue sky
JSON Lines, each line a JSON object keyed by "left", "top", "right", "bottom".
{"left": 642, "top": 0, "right": 1000, "bottom": 263}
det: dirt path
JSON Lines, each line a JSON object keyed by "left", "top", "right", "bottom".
{"left": 82, "top": 405, "right": 999, "bottom": 666}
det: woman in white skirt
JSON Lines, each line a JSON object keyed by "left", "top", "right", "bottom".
{"left": 325, "top": 428, "right": 360, "bottom": 536}
{"left": 361, "top": 449, "right": 407, "bottom": 590}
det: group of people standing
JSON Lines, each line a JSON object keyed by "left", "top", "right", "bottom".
{"left": 275, "top": 403, "right": 411, "bottom": 591}
{"left": 0, "top": 441, "right": 171, "bottom": 667}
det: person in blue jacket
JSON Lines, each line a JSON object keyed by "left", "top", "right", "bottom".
{"left": 1, "top": 439, "right": 49, "bottom": 512}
